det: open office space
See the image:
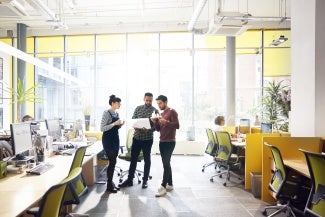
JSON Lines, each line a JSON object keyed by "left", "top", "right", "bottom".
{"left": 1, "top": 1, "right": 325, "bottom": 217}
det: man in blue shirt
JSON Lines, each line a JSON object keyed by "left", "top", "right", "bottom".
{"left": 119, "top": 92, "right": 158, "bottom": 189}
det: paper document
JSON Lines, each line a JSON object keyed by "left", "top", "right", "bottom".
{"left": 131, "top": 118, "right": 151, "bottom": 129}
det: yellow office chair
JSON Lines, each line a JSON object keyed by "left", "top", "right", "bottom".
{"left": 63, "top": 146, "right": 88, "bottom": 206}
{"left": 202, "top": 128, "right": 219, "bottom": 172}
{"left": 300, "top": 149, "right": 325, "bottom": 217}
{"left": 26, "top": 167, "right": 82, "bottom": 217}
{"left": 118, "top": 128, "right": 151, "bottom": 184}
{"left": 210, "top": 131, "right": 241, "bottom": 186}
{"left": 263, "top": 143, "right": 302, "bottom": 217}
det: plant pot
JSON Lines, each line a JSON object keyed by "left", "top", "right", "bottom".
{"left": 84, "top": 115, "right": 90, "bottom": 131}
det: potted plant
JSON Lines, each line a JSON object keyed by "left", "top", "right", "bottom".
{"left": 8, "top": 78, "right": 43, "bottom": 122}
{"left": 262, "top": 80, "right": 291, "bottom": 132}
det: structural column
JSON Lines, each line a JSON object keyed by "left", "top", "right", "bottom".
{"left": 226, "top": 37, "right": 236, "bottom": 126}
{"left": 291, "top": 0, "right": 325, "bottom": 136}
{"left": 17, "top": 23, "right": 27, "bottom": 119}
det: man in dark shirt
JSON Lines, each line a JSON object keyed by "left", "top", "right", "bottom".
{"left": 119, "top": 92, "right": 158, "bottom": 189}
{"left": 151, "top": 95, "right": 179, "bottom": 197}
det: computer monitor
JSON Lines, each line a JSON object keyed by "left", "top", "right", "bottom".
{"left": 10, "top": 122, "right": 33, "bottom": 159}
{"left": 261, "top": 123, "right": 272, "bottom": 133}
{"left": 45, "top": 119, "right": 61, "bottom": 141}
{"left": 239, "top": 118, "right": 251, "bottom": 134}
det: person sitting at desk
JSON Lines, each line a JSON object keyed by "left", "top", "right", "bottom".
{"left": 22, "top": 115, "right": 33, "bottom": 122}
{"left": 214, "top": 115, "right": 225, "bottom": 131}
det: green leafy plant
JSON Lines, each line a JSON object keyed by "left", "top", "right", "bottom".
{"left": 262, "top": 80, "right": 291, "bottom": 132}
{"left": 8, "top": 78, "right": 43, "bottom": 122}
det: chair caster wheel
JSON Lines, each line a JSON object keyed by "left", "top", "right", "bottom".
{"left": 219, "top": 175, "right": 222, "bottom": 178}
{"left": 210, "top": 178, "right": 213, "bottom": 182}
{"left": 149, "top": 176, "right": 152, "bottom": 180}
{"left": 262, "top": 210, "right": 267, "bottom": 216}
{"left": 223, "top": 183, "right": 227, "bottom": 186}
{"left": 202, "top": 169, "right": 205, "bottom": 172}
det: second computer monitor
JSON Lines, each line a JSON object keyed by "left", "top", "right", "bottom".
{"left": 10, "top": 122, "right": 33, "bottom": 158}
{"left": 45, "top": 119, "right": 61, "bottom": 141}
{"left": 261, "top": 123, "right": 272, "bottom": 133}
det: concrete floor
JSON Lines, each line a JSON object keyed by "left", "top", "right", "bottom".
{"left": 73, "top": 154, "right": 277, "bottom": 217}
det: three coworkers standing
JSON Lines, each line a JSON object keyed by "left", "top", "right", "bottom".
{"left": 101, "top": 93, "right": 179, "bottom": 197}
{"left": 100, "top": 95, "right": 124, "bottom": 193}
{"left": 119, "top": 92, "right": 159, "bottom": 189}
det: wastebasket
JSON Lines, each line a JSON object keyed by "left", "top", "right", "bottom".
{"left": 250, "top": 172, "right": 262, "bottom": 198}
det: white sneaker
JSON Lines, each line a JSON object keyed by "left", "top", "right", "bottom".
{"left": 155, "top": 186, "right": 167, "bottom": 197}
{"left": 166, "top": 184, "right": 174, "bottom": 192}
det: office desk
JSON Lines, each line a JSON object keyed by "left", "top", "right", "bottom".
{"left": 283, "top": 159, "right": 310, "bottom": 178}
{"left": 232, "top": 141, "right": 246, "bottom": 148}
{"left": 0, "top": 141, "right": 103, "bottom": 217}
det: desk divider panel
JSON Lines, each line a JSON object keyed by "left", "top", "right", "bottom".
{"left": 261, "top": 137, "right": 323, "bottom": 203}
{"left": 245, "top": 133, "right": 281, "bottom": 190}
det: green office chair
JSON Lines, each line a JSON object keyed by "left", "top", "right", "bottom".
{"left": 210, "top": 131, "right": 241, "bottom": 186}
{"left": 63, "top": 146, "right": 88, "bottom": 206}
{"left": 118, "top": 128, "right": 152, "bottom": 184}
{"left": 263, "top": 143, "right": 301, "bottom": 217}
{"left": 202, "top": 128, "right": 219, "bottom": 172}
{"left": 26, "top": 167, "right": 82, "bottom": 217}
{"left": 300, "top": 149, "right": 325, "bottom": 217}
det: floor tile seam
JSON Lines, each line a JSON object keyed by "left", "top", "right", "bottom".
{"left": 236, "top": 197, "right": 255, "bottom": 217}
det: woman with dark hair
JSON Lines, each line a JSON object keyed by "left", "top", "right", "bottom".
{"left": 100, "top": 95, "right": 124, "bottom": 193}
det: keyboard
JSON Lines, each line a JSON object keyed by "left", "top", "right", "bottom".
{"left": 60, "top": 148, "right": 76, "bottom": 155}
{"left": 26, "top": 162, "right": 54, "bottom": 175}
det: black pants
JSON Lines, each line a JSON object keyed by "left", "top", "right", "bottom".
{"left": 105, "top": 149, "right": 118, "bottom": 183}
{"left": 159, "top": 141, "right": 175, "bottom": 187}
{"left": 127, "top": 138, "right": 153, "bottom": 181}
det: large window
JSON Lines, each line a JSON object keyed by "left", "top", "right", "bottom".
{"left": 28, "top": 30, "right": 290, "bottom": 141}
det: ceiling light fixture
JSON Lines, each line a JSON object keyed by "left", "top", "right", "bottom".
{"left": 270, "top": 35, "right": 288, "bottom": 46}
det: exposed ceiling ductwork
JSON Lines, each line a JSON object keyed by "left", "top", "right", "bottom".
{"left": 188, "top": 0, "right": 291, "bottom": 36}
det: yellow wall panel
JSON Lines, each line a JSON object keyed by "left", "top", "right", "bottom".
{"left": 67, "top": 35, "right": 94, "bottom": 52}
{"left": 26, "top": 37, "right": 34, "bottom": 54}
{"left": 96, "top": 34, "right": 126, "bottom": 51}
{"left": 237, "top": 31, "right": 261, "bottom": 48}
{"left": 264, "top": 48, "right": 290, "bottom": 76}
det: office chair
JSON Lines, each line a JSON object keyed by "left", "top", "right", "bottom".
{"left": 118, "top": 128, "right": 152, "bottom": 184}
{"left": 26, "top": 167, "right": 82, "bottom": 217}
{"left": 300, "top": 149, "right": 325, "bottom": 217}
{"left": 202, "top": 128, "right": 219, "bottom": 172}
{"left": 210, "top": 131, "right": 241, "bottom": 186}
{"left": 96, "top": 149, "right": 123, "bottom": 184}
{"left": 263, "top": 143, "right": 302, "bottom": 217}
{"left": 0, "top": 140, "right": 13, "bottom": 159}
{"left": 62, "top": 146, "right": 88, "bottom": 208}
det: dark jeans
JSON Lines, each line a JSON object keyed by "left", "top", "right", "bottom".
{"left": 159, "top": 141, "right": 176, "bottom": 187}
{"left": 127, "top": 138, "right": 153, "bottom": 182}
{"left": 105, "top": 149, "right": 118, "bottom": 183}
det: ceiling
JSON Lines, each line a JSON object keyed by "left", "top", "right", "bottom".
{"left": 0, "top": 0, "right": 291, "bottom": 37}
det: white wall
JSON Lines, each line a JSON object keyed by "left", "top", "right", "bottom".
{"left": 0, "top": 51, "right": 10, "bottom": 129}
{"left": 291, "top": 0, "right": 325, "bottom": 136}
